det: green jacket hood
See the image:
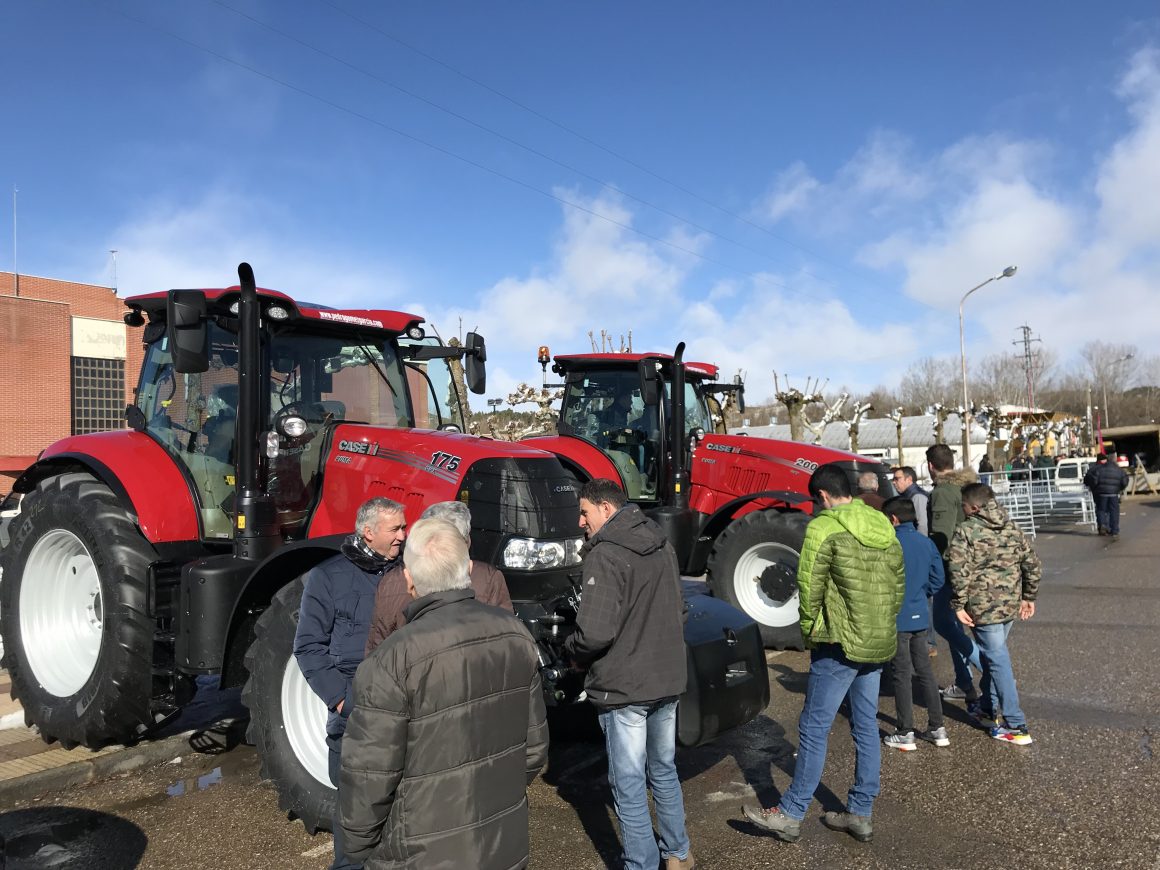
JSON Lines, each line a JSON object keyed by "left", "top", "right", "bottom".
{"left": 824, "top": 500, "right": 897, "bottom": 550}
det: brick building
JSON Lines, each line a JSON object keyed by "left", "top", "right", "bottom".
{"left": 1, "top": 271, "right": 145, "bottom": 492}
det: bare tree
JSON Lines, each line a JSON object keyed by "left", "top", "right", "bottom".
{"left": 1080, "top": 341, "right": 1140, "bottom": 426}
{"left": 899, "top": 356, "right": 957, "bottom": 412}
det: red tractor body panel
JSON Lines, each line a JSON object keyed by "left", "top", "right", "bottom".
{"left": 39, "top": 431, "right": 200, "bottom": 543}
{"left": 520, "top": 434, "right": 624, "bottom": 487}
{"left": 689, "top": 433, "right": 871, "bottom": 518}
{"left": 307, "top": 424, "right": 561, "bottom": 536}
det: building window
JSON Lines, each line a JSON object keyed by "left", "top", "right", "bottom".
{"left": 71, "top": 357, "right": 126, "bottom": 435}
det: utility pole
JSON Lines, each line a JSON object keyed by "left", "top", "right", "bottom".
{"left": 1012, "top": 324, "right": 1041, "bottom": 412}
{"left": 110, "top": 250, "right": 118, "bottom": 292}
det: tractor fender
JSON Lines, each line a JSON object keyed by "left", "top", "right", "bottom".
{"left": 688, "top": 489, "right": 813, "bottom": 575}
{"left": 218, "top": 535, "right": 345, "bottom": 688}
{"left": 10, "top": 433, "right": 199, "bottom": 543}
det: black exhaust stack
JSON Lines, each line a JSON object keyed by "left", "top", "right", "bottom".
{"left": 233, "top": 262, "right": 279, "bottom": 561}
{"left": 647, "top": 342, "right": 695, "bottom": 568}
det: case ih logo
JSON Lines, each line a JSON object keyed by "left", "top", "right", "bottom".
{"left": 704, "top": 442, "right": 741, "bottom": 454}
{"left": 339, "top": 440, "right": 379, "bottom": 456}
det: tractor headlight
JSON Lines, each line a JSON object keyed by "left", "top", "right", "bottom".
{"left": 502, "top": 536, "right": 585, "bottom": 570}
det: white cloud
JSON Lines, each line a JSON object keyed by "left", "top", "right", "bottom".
{"left": 755, "top": 162, "right": 819, "bottom": 222}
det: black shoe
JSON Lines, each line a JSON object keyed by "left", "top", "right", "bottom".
{"left": 821, "top": 811, "right": 873, "bottom": 842}
{"left": 1097, "top": 527, "right": 1107, "bottom": 536}
{"left": 1110, "top": 534, "right": 1120, "bottom": 542}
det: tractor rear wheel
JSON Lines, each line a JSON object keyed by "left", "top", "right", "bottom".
{"left": 707, "top": 510, "right": 809, "bottom": 650}
{"left": 0, "top": 472, "right": 156, "bottom": 746}
{"left": 242, "top": 578, "right": 335, "bottom": 834}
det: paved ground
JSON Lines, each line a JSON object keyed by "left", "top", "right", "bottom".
{"left": 1, "top": 497, "right": 1158, "bottom": 869}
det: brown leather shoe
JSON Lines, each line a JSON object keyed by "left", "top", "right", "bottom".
{"left": 665, "top": 852, "right": 695, "bottom": 869}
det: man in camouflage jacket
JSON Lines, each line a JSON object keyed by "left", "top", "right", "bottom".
{"left": 946, "top": 483, "right": 1041, "bottom": 746}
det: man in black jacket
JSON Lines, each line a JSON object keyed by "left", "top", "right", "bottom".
{"left": 1084, "top": 453, "right": 1129, "bottom": 539}
{"left": 294, "top": 497, "right": 407, "bottom": 870}
{"left": 564, "top": 479, "right": 693, "bottom": 870}
{"left": 339, "top": 518, "right": 548, "bottom": 869}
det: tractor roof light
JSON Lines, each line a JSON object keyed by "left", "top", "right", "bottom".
{"left": 406, "top": 325, "right": 425, "bottom": 340}
{"left": 265, "top": 304, "right": 290, "bottom": 321}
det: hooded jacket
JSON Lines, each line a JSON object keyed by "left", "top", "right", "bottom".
{"left": 946, "top": 500, "right": 1041, "bottom": 625}
{"left": 928, "top": 467, "right": 977, "bottom": 556}
{"left": 563, "top": 503, "right": 687, "bottom": 709}
{"left": 339, "top": 589, "right": 549, "bottom": 870}
{"left": 797, "top": 499, "right": 905, "bottom": 663}
{"left": 893, "top": 522, "right": 944, "bottom": 632}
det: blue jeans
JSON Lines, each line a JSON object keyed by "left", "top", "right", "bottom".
{"left": 972, "top": 620, "right": 1027, "bottom": 729}
{"left": 1096, "top": 495, "right": 1121, "bottom": 534}
{"left": 598, "top": 700, "right": 690, "bottom": 870}
{"left": 779, "top": 645, "right": 883, "bottom": 820}
{"left": 932, "top": 584, "right": 982, "bottom": 693}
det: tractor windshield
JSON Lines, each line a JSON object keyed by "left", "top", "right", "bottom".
{"left": 559, "top": 369, "right": 659, "bottom": 500}
{"left": 135, "top": 323, "right": 411, "bottom": 540}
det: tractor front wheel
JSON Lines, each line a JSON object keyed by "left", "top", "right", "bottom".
{"left": 242, "top": 578, "right": 335, "bottom": 834}
{"left": 707, "top": 510, "right": 809, "bottom": 650}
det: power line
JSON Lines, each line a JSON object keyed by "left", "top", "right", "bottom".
{"left": 206, "top": 0, "right": 822, "bottom": 280}
{"left": 92, "top": 1, "right": 839, "bottom": 302}
{"left": 317, "top": 0, "right": 892, "bottom": 293}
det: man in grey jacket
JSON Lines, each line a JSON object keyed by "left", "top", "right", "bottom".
{"left": 339, "top": 519, "right": 548, "bottom": 869}
{"left": 564, "top": 479, "right": 694, "bottom": 870}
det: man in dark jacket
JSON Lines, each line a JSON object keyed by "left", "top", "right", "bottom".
{"left": 294, "top": 497, "right": 407, "bottom": 870}
{"left": 891, "top": 466, "right": 929, "bottom": 536}
{"left": 744, "top": 464, "right": 904, "bottom": 844}
{"left": 1084, "top": 453, "right": 1129, "bottom": 539}
{"left": 925, "top": 444, "right": 983, "bottom": 703}
{"left": 339, "top": 519, "right": 548, "bottom": 869}
{"left": 364, "top": 500, "right": 513, "bottom": 655}
{"left": 564, "top": 479, "right": 693, "bottom": 870}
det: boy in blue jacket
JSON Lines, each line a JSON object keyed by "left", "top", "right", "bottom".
{"left": 882, "top": 496, "right": 949, "bottom": 750}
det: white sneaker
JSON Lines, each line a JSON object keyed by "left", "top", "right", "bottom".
{"left": 883, "top": 731, "right": 917, "bottom": 751}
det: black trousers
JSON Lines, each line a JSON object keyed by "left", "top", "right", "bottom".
{"left": 892, "top": 630, "right": 944, "bottom": 732}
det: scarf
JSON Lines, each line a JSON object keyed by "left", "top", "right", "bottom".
{"left": 341, "top": 533, "right": 395, "bottom": 574}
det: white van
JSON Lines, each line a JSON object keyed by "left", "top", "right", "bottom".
{"left": 1055, "top": 457, "right": 1096, "bottom": 492}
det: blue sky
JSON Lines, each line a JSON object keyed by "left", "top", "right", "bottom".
{"left": 3, "top": 1, "right": 1159, "bottom": 403}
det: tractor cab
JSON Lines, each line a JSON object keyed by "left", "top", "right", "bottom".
{"left": 550, "top": 351, "right": 732, "bottom": 503}
{"left": 127, "top": 287, "right": 482, "bottom": 541}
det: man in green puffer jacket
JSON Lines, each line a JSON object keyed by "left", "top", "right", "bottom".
{"left": 744, "top": 463, "right": 904, "bottom": 845}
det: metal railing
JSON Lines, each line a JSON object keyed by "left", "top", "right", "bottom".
{"left": 983, "top": 467, "right": 1097, "bottom": 538}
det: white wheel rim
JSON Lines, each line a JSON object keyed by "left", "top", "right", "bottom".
{"left": 19, "top": 529, "right": 103, "bottom": 696}
{"left": 281, "top": 657, "right": 334, "bottom": 789}
{"left": 733, "top": 542, "right": 801, "bottom": 628}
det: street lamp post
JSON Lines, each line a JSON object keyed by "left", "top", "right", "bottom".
{"left": 1103, "top": 353, "right": 1135, "bottom": 430}
{"left": 959, "top": 265, "right": 1018, "bottom": 469}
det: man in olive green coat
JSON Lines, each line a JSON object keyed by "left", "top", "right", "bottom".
{"left": 744, "top": 464, "right": 904, "bottom": 844}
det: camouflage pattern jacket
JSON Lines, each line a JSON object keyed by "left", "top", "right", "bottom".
{"left": 946, "top": 500, "right": 1042, "bottom": 625}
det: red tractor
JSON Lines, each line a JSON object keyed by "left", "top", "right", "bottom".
{"left": 0, "top": 265, "right": 767, "bottom": 833}
{"left": 526, "top": 345, "right": 892, "bottom": 649}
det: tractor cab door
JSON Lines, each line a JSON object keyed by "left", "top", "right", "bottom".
{"left": 135, "top": 325, "right": 240, "bottom": 540}
{"left": 559, "top": 369, "right": 660, "bottom": 500}
{"left": 400, "top": 337, "right": 470, "bottom": 432}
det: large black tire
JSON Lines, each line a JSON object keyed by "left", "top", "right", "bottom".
{"left": 242, "top": 578, "right": 335, "bottom": 834}
{"left": 0, "top": 473, "right": 155, "bottom": 747}
{"left": 707, "top": 510, "right": 810, "bottom": 650}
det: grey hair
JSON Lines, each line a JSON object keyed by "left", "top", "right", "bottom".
{"left": 404, "top": 519, "right": 472, "bottom": 597}
{"left": 355, "top": 496, "right": 405, "bottom": 535}
{"left": 857, "top": 471, "right": 879, "bottom": 493}
{"left": 420, "top": 500, "right": 471, "bottom": 543}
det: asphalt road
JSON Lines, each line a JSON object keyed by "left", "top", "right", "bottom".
{"left": 2, "top": 498, "right": 1158, "bottom": 869}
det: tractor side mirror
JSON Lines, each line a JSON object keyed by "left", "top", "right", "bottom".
{"left": 166, "top": 290, "right": 209, "bottom": 373}
{"left": 465, "top": 332, "right": 487, "bottom": 395}
{"left": 733, "top": 372, "right": 746, "bottom": 414}
{"left": 638, "top": 360, "right": 660, "bottom": 406}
